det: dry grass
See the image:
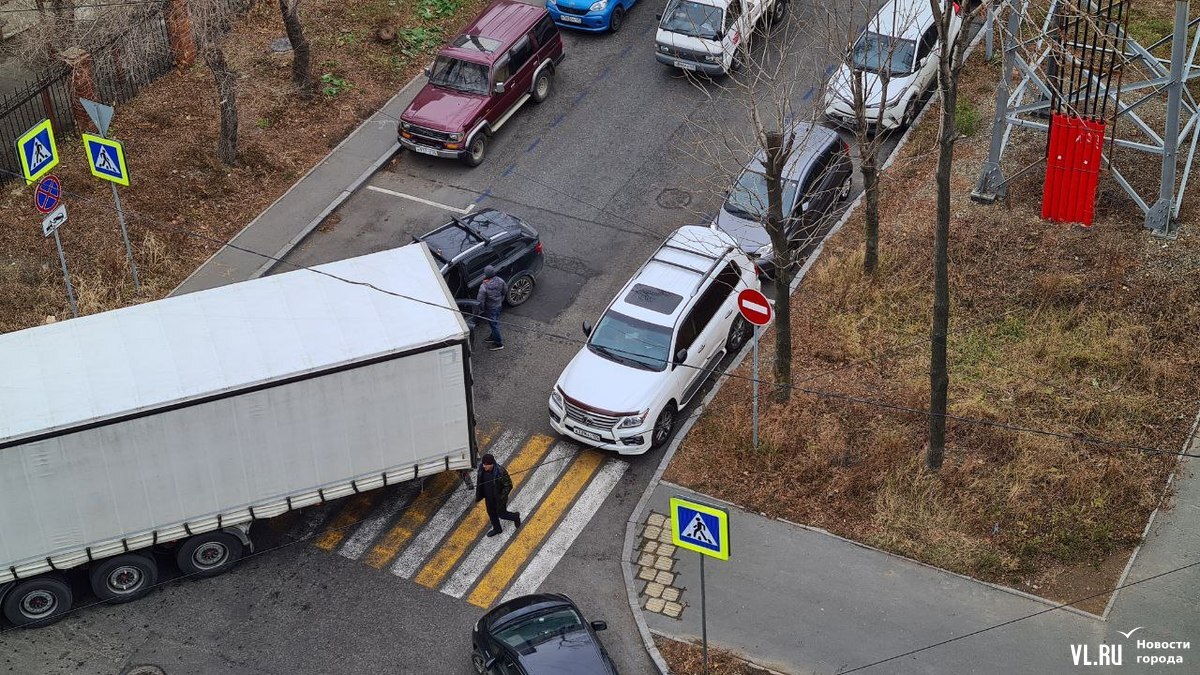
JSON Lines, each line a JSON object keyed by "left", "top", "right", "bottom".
{"left": 655, "top": 635, "right": 776, "bottom": 675}
{"left": 1, "top": 0, "right": 491, "bottom": 332}
{"left": 665, "top": 24, "right": 1198, "bottom": 612}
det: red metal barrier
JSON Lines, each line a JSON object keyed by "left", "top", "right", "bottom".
{"left": 1042, "top": 113, "right": 1106, "bottom": 227}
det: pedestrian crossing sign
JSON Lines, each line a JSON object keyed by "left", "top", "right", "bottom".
{"left": 16, "top": 119, "right": 59, "bottom": 184}
{"left": 670, "top": 496, "right": 730, "bottom": 560}
{"left": 82, "top": 133, "right": 130, "bottom": 186}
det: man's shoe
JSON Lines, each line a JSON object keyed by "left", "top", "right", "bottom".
{"left": 489, "top": 344, "right": 504, "bottom": 351}
{"left": 514, "top": 512, "right": 522, "bottom": 529}
{"left": 487, "top": 528, "right": 502, "bottom": 537}
{"left": 484, "top": 337, "right": 497, "bottom": 343}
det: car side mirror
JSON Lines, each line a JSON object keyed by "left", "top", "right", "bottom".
{"left": 674, "top": 348, "right": 688, "bottom": 365}
{"left": 582, "top": 320, "right": 593, "bottom": 336}
{"left": 494, "top": 82, "right": 505, "bottom": 94}
{"left": 424, "top": 65, "right": 432, "bottom": 78}
{"left": 591, "top": 620, "right": 608, "bottom": 632}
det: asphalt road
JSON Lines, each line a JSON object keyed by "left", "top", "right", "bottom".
{"left": 0, "top": 3, "right": 904, "bottom": 673}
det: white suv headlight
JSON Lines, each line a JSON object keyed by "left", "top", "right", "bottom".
{"left": 590, "top": 0, "right": 606, "bottom": 10}
{"left": 550, "top": 389, "right": 564, "bottom": 409}
{"left": 618, "top": 410, "right": 649, "bottom": 429}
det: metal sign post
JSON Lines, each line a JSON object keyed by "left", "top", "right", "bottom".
{"left": 670, "top": 496, "right": 731, "bottom": 675}
{"left": 110, "top": 182, "right": 140, "bottom": 290}
{"left": 80, "top": 100, "right": 140, "bottom": 291}
{"left": 737, "top": 288, "right": 773, "bottom": 449}
{"left": 41, "top": 203, "right": 77, "bottom": 317}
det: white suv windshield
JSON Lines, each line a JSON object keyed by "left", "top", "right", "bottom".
{"left": 660, "top": 0, "right": 722, "bottom": 40}
{"left": 589, "top": 311, "right": 672, "bottom": 372}
{"left": 851, "top": 31, "right": 916, "bottom": 76}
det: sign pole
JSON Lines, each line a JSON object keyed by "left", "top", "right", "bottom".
{"left": 752, "top": 325, "right": 759, "bottom": 449}
{"left": 52, "top": 228, "right": 78, "bottom": 317}
{"left": 111, "top": 182, "right": 140, "bottom": 290}
{"left": 700, "top": 552, "right": 709, "bottom": 675}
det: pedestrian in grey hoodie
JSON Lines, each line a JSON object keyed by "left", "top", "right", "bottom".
{"left": 477, "top": 265, "right": 506, "bottom": 351}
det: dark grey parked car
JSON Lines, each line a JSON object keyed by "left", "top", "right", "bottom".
{"left": 471, "top": 593, "right": 618, "bottom": 674}
{"left": 713, "top": 122, "right": 854, "bottom": 278}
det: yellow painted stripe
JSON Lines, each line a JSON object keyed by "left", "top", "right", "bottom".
{"left": 314, "top": 492, "right": 376, "bottom": 551}
{"left": 414, "top": 434, "right": 554, "bottom": 589}
{"left": 467, "top": 450, "right": 604, "bottom": 608}
{"left": 362, "top": 424, "right": 500, "bottom": 569}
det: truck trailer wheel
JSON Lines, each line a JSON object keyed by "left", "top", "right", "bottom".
{"left": 90, "top": 553, "right": 159, "bottom": 603}
{"left": 176, "top": 532, "right": 244, "bottom": 578}
{"left": 2, "top": 576, "right": 73, "bottom": 627}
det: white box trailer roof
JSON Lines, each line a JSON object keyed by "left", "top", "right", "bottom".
{"left": 0, "top": 244, "right": 473, "bottom": 583}
{"left": 1, "top": 244, "right": 467, "bottom": 445}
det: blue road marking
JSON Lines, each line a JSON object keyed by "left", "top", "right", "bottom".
{"left": 597, "top": 66, "right": 611, "bottom": 81}
{"left": 619, "top": 44, "right": 633, "bottom": 58}
{"left": 526, "top": 138, "right": 541, "bottom": 153}
{"left": 802, "top": 86, "right": 814, "bottom": 101}
{"left": 501, "top": 164, "right": 516, "bottom": 177}
{"left": 825, "top": 64, "right": 835, "bottom": 75}
{"left": 573, "top": 90, "right": 588, "bottom": 106}
{"left": 474, "top": 189, "right": 492, "bottom": 204}
{"left": 550, "top": 112, "right": 568, "bottom": 128}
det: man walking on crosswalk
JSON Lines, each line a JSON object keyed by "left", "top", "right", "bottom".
{"left": 476, "top": 453, "right": 521, "bottom": 536}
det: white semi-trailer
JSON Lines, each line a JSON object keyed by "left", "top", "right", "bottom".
{"left": 0, "top": 244, "right": 477, "bottom": 627}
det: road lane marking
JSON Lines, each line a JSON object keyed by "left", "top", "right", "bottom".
{"left": 441, "top": 441, "right": 577, "bottom": 598}
{"left": 389, "top": 431, "right": 524, "bottom": 578}
{"left": 411, "top": 434, "right": 553, "bottom": 588}
{"left": 499, "top": 458, "right": 627, "bottom": 604}
{"left": 366, "top": 185, "right": 476, "bottom": 214}
{"left": 338, "top": 481, "right": 424, "bottom": 560}
{"left": 467, "top": 450, "right": 605, "bottom": 608}
{"left": 314, "top": 492, "right": 377, "bottom": 551}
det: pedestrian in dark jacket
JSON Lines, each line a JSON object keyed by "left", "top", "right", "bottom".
{"left": 476, "top": 453, "right": 520, "bottom": 536}
{"left": 477, "top": 265, "right": 506, "bottom": 351}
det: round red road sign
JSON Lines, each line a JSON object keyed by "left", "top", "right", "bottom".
{"left": 737, "top": 288, "right": 772, "bottom": 326}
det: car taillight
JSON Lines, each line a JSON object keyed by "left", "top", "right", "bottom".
{"left": 534, "top": 242, "right": 544, "bottom": 254}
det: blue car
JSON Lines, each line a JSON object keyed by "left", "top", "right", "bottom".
{"left": 546, "top": 0, "right": 636, "bottom": 33}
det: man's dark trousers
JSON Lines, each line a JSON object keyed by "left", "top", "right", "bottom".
{"left": 485, "top": 494, "right": 518, "bottom": 531}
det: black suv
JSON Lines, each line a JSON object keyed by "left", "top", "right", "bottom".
{"left": 471, "top": 593, "right": 617, "bottom": 674}
{"left": 416, "top": 209, "right": 544, "bottom": 307}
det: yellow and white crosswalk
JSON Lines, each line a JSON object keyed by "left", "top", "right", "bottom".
{"left": 285, "top": 427, "right": 628, "bottom": 608}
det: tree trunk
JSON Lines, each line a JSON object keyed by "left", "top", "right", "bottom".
{"left": 279, "top": 0, "right": 314, "bottom": 96}
{"left": 861, "top": 146, "right": 880, "bottom": 274}
{"left": 763, "top": 130, "right": 792, "bottom": 403}
{"left": 202, "top": 44, "right": 239, "bottom": 165}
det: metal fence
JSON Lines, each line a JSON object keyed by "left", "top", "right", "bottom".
{"left": 0, "top": 6, "right": 176, "bottom": 183}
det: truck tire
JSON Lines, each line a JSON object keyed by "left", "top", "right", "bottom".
{"left": 176, "top": 532, "right": 244, "bottom": 578}
{"left": 2, "top": 576, "right": 73, "bottom": 627}
{"left": 90, "top": 553, "right": 159, "bottom": 604}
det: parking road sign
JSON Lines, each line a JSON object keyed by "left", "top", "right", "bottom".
{"left": 34, "top": 175, "right": 62, "bottom": 214}
{"left": 16, "top": 119, "right": 59, "bottom": 183}
{"left": 737, "top": 288, "right": 772, "bottom": 326}
{"left": 82, "top": 134, "right": 130, "bottom": 186}
{"left": 670, "top": 496, "right": 730, "bottom": 560}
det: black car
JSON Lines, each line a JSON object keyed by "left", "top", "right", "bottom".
{"left": 471, "top": 593, "right": 618, "bottom": 674}
{"left": 416, "top": 208, "right": 544, "bottom": 308}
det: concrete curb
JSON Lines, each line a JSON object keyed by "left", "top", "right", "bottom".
{"left": 170, "top": 72, "right": 423, "bottom": 296}
{"left": 621, "top": 23, "right": 993, "bottom": 674}
{"left": 649, "top": 628, "right": 792, "bottom": 675}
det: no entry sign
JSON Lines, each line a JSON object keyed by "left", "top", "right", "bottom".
{"left": 737, "top": 288, "right": 772, "bottom": 326}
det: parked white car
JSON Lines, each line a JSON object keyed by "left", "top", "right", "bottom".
{"left": 549, "top": 226, "right": 760, "bottom": 454}
{"left": 653, "top": 0, "right": 786, "bottom": 76}
{"left": 824, "top": 0, "right": 962, "bottom": 130}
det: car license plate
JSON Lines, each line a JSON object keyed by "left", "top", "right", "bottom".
{"left": 573, "top": 427, "right": 603, "bottom": 442}
{"left": 673, "top": 60, "right": 697, "bottom": 71}
{"left": 561, "top": 15, "right": 582, "bottom": 23}
{"left": 412, "top": 145, "right": 440, "bottom": 156}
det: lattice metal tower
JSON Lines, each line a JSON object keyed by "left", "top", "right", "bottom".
{"left": 973, "top": 0, "right": 1199, "bottom": 235}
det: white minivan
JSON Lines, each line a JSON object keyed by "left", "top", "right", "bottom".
{"left": 549, "top": 226, "right": 761, "bottom": 454}
{"left": 824, "top": 0, "right": 962, "bottom": 129}
{"left": 653, "top": 0, "right": 786, "bottom": 76}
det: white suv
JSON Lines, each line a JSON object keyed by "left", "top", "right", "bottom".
{"left": 549, "top": 226, "right": 760, "bottom": 454}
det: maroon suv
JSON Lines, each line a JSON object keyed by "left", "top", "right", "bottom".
{"left": 398, "top": 0, "right": 565, "bottom": 167}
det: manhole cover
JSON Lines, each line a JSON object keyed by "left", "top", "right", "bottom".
{"left": 656, "top": 188, "right": 692, "bottom": 209}
{"left": 268, "top": 37, "right": 293, "bottom": 53}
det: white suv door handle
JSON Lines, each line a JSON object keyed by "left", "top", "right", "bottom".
{"left": 724, "top": 308, "right": 733, "bottom": 318}
{"left": 696, "top": 344, "right": 707, "bottom": 353}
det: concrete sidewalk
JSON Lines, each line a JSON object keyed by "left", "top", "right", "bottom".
{"left": 170, "top": 79, "right": 423, "bottom": 296}
{"left": 637, "top": 473, "right": 1197, "bottom": 674}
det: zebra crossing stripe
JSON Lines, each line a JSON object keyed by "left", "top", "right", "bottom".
{"left": 338, "top": 482, "right": 423, "bottom": 560}
{"left": 440, "top": 442, "right": 578, "bottom": 598}
{"left": 412, "top": 434, "right": 553, "bottom": 588}
{"left": 467, "top": 450, "right": 604, "bottom": 608}
{"left": 390, "top": 431, "right": 523, "bottom": 578}
{"left": 499, "top": 458, "right": 627, "bottom": 604}
{"left": 314, "top": 492, "right": 377, "bottom": 551}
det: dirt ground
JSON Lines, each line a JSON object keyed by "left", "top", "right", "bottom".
{"left": 1, "top": 0, "right": 491, "bottom": 332}
{"left": 655, "top": 635, "right": 777, "bottom": 675}
{"left": 665, "top": 22, "right": 1198, "bottom": 614}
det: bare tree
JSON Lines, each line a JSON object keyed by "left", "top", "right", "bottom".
{"left": 926, "top": 0, "right": 978, "bottom": 471}
{"left": 191, "top": 0, "right": 241, "bottom": 165}
{"left": 278, "top": 0, "right": 314, "bottom": 96}
{"left": 677, "top": 8, "right": 844, "bottom": 404}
